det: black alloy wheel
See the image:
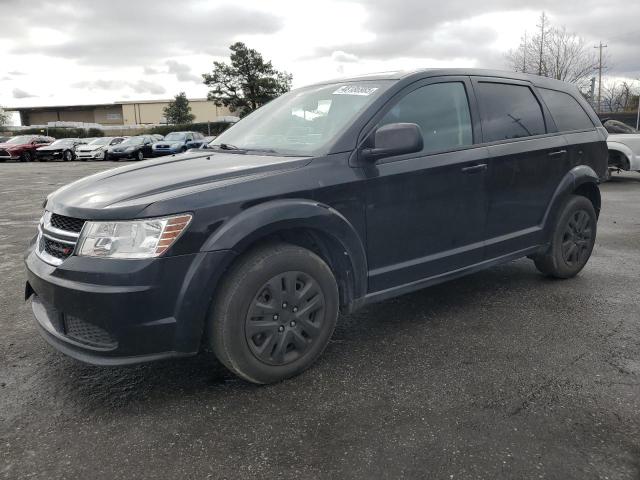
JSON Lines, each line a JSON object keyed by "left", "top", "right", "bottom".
{"left": 560, "top": 209, "right": 593, "bottom": 267}
{"left": 64, "top": 150, "right": 73, "bottom": 162}
{"left": 21, "top": 151, "right": 32, "bottom": 162}
{"left": 245, "top": 271, "right": 326, "bottom": 366}
{"left": 137, "top": 150, "right": 144, "bottom": 161}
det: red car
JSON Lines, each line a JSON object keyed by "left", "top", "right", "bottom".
{"left": 0, "top": 135, "right": 54, "bottom": 162}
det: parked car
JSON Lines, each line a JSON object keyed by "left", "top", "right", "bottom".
{"left": 107, "top": 135, "right": 155, "bottom": 161}
{"left": 0, "top": 135, "right": 53, "bottom": 162}
{"left": 35, "top": 138, "right": 86, "bottom": 162}
{"left": 198, "top": 136, "right": 217, "bottom": 149}
{"left": 152, "top": 131, "right": 205, "bottom": 156}
{"left": 602, "top": 120, "right": 640, "bottom": 180}
{"left": 76, "top": 137, "right": 126, "bottom": 161}
{"left": 25, "top": 69, "right": 607, "bottom": 384}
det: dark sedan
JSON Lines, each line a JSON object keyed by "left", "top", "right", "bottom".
{"left": 35, "top": 139, "right": 86, "bottom": 162}
{"left": 107, "top": 135, "right": 155, "bottom": 161}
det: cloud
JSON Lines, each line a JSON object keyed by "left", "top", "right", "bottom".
{"left": 331, "top": 51, "right": 359, "bottom": 63}
{"left": 8, "top": 70, "right": 25, "bottom": 75}
{"left": 13, "top": 88, "right": 36, "bottom": 98}
{"left": 72, "top": 79, "right": 166, "bottom": 95}
{"left": 143, "top": 66, "right": 160, "bottom": 75}
{"left": 8, "top": 1, "right": 283, "bottom": 66}
{"left": 166, "top": 60, "right": 201, "bottom": 83}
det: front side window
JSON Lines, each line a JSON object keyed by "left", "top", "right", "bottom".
{"left": 539, "top": 88, "right": 594, "bottom": 132}
{"left": 476, "top": 82, "right": 546, "bottom": 142}
{"left": 379, "top": 82, "right": 473, "bottom": 154}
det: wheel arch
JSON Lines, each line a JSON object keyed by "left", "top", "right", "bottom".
{"left": 542, "top": 166, "right": 601, "bottom": 240}
{"left": 607, "top": 142, "right": 632, "bottom": 170}
{"left": 201, "top": 199, "right": 368, "bottom": 313}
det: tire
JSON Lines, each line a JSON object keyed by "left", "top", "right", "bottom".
{"left": 21, "top": 151, "right": 32, "bottom": 162}
{"left": 534, "top": 195, "right": 597, "bottom": 279}
{"left": 136, "top": 150, "right": 144, "bottom": 161}
{"left": 208, "top": 242, "right": 339, "bottom": 384}
{"left": 63, "top": 150, "right": 73, "bottom": 162}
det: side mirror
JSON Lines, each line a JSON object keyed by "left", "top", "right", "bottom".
{"left": 361, "top": 123, "right": 423, "bottom": 162}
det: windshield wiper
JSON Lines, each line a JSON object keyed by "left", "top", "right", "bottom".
{"left": 219, "top": 143, "right": 240, "bottom": 150}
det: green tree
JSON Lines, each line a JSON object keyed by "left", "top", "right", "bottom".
{"left": 163, "top": 92, "right": 195, "bottom": 124}
{"left": 0, "top": 107, "right": 9, "bottom": 127}
{"left": 203, "top": 42, "right": 292, "bottom": 117}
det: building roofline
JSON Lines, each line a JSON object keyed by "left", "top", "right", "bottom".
{"left": 5, "top": 98, "right": 213, "bottom": 112}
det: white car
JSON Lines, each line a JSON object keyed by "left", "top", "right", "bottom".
{"left": 604, "top": 120, "right": 640, "bottom": 180}
{"left": 75, "top": 137, "right": 125, "bottom": 161}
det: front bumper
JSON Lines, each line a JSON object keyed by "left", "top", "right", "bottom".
{"left": 36, "top": 151, "right": 63, "bottom": 161}
{"left": 76, "top": 150, "right": 105, "bottom": 160}
{"left": 0, "top": 153, "right": 19, "bottom": 160}
{"left": 25, "top": 241, "right": 235, "bottom": 365}
{"left": 152, "top": 149, "right": 179, "bottom": 156}
{"left": 109, "top": 151, "right": 135, "bottom": 160}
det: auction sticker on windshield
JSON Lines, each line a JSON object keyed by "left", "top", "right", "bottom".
{"left": 333, "top": 85, "right": 379, "bottom": 96}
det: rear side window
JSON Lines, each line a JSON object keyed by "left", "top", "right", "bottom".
{"left": 539, "top": 88, "right": 594, "bottom": 132}
{"left": 476, "top": 82, "right": 546, "bottom": 142}
{"left": 380, "top": 82, "right": 473, "bottom": 154}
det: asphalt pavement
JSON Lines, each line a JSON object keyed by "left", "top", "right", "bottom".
{"left": 1, "top": 161, "right": 639, "bottom": 479}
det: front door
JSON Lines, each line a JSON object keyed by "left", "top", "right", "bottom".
{"left": 363, "top": 78, "right": 489, "bottom": 293}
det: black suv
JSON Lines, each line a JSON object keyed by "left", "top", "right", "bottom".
{"left": 25, "top": 69, "right": 607, "bottom": 383}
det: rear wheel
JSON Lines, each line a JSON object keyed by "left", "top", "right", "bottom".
{"left": 208, "top": 243, "right": 339, "bottom": 384}
{"left": 534, "top": 195, "right": 597, "bottom": 278}
{"left": 63, "top": 150, "right": 73, "bottom": 162}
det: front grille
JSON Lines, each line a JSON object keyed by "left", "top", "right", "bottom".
{"left": 0, "top": 149, "right": 10, "bottom": 157}
{"left": 50, "top": 213, "right": 85, "bottom": 233}
{"left": 64, "top": 315, "right": 117, "bottom": 349}
{"left": 41, "top": 236, "right": 74, "bottom": 260}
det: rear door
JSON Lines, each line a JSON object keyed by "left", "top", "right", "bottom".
{"left": 472, "top": 78, "right": 568, "bottom": 258}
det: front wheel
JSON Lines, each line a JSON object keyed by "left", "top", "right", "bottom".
{"left": 208, "top": 243, "right": 339, "bottom": 384}
{"left": 21, "top": 151, "right": 32, "bottom": 162}
{"left": 63, "top": 150, "right": 73, "bottom": 162}
{"left": 136, "top": 150, "right": 144, "bottom": 161}
{"left": 533, "top": 195, "right": 597, "bottom": 279}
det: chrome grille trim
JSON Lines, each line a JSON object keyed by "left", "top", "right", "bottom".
{"left": 35, "top": 212, "right": 84, "bottom": 266}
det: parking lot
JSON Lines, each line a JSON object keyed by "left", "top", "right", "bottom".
{"left": 1, "top": 161, "right": 639, "bottom": 479}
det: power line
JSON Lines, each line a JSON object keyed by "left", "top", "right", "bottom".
{"left": 594, "top": 42, "right": 608, "bottom": 113}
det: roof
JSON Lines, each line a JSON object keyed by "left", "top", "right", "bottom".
{"left": 5, "top": 97, "right": 214, "bottom": 112}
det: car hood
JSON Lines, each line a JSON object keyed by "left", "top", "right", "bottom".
{"left": 37, "top": 146, "right": 66, "bottom": 151}
{"left": 0, "top": 142, "right": 27, "bottom": 149}
{"left": 46, "top": 150, "right": 312, "bottom": 219}
{"left": 154, "top": 141, "right": 182, "bottom": 147}
{"left": 77, "top": 144, "right": 104, "bottom": 151}
{"left": 608, "top": 133, "right": 640, "bottom": 149}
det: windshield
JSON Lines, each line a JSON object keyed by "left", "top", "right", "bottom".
{"left": 50, "top": 139, "right": 75, "bottom": 147}
{"left": 120, "top": 137, "right": 144, "bottom": 146}
{"left": 6, "top": 136, "right": 35, "bottom": 144}
{"left": 211, "top": 80, "right": 392, "bottom": 155}
{"left": 165, "top": 132, "right": 186, "bottom": 141}
{"left": 89, "top": 138, "right": 111, "bottom": 145}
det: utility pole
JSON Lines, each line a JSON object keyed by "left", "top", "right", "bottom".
{"left": 522, "top": 31, "right": 527, "bottom": 73}
{"left": 594, "top": 42, "right": 607, "bottom": 113}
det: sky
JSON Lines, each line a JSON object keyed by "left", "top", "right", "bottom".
{"left": 1, "top": 0, "right": 638, "bottom": 124}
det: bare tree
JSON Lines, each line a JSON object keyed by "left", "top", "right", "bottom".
{"left": 602, "top": 81, "right": 639, "bottom": 113}
{"left": 506, "top": 12, "right": 600, "bottom": 87}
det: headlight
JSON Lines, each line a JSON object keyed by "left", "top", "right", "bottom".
{"left": 77, "top": 214, "right": 192, "bottom": 259}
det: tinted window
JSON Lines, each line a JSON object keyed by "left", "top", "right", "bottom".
{"left": 477, "top": 82, "right": 545, "bottom": 142}
{"left": 539, "top": 88, "right": 594, "bottom": 132}
{"left": 380, "top": 82, "right": 473, "bottom": 154}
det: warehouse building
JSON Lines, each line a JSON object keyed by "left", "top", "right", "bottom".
{"left": 6, "top": 98, "right": 235, "bottom": 126}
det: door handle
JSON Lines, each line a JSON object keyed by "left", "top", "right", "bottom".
{"left": 548, "top": 149, "right": 567, "bottom": 157}
{"left": 461, "top": 163, "right": 487, "bottom": 173}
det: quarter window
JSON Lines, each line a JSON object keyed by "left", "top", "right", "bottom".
{"left": 380, "top": 82, "right": 473, "bottom": 154}
{"left": 476, "top": 82, "right": 546, "bottom": 142}
{"left": 539, "top": 88, "right": 594, "bottom": 132}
